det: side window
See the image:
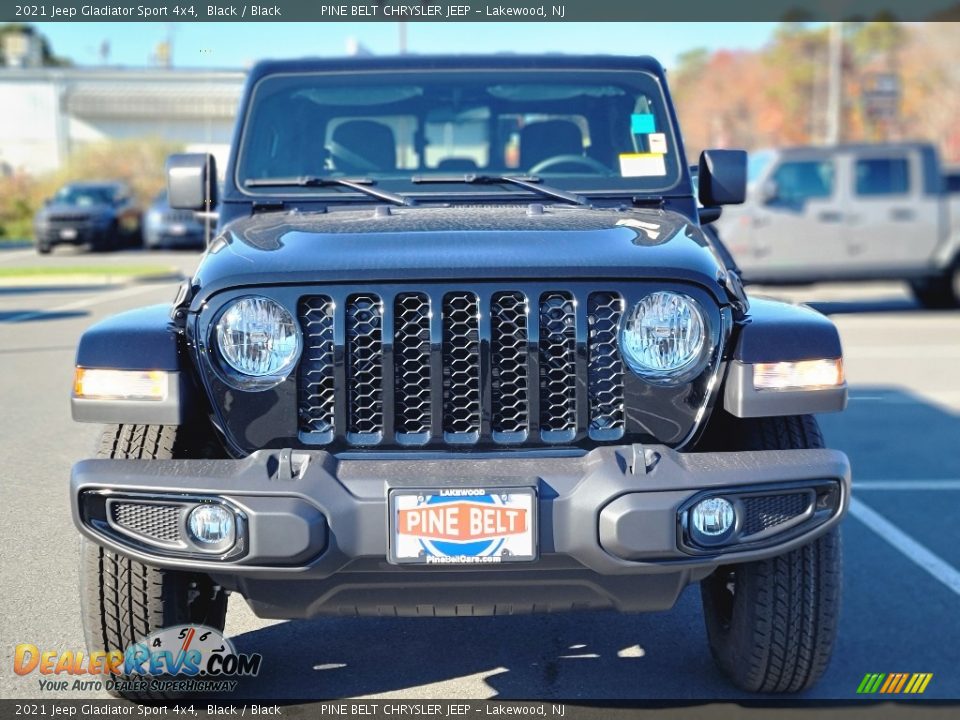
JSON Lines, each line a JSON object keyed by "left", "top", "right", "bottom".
{"left": 855, "top": 157, "right": 909, "bottom": 196}
{"left": 769, "top": 160, "right": 834, "bottom": 206}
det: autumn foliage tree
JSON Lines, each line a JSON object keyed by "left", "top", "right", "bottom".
{"left": 671, "top": 22, "right": 959, "bottom": 166}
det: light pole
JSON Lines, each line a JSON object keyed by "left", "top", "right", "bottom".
{"left": 825, "top": 21, "right": 843, "bottom": 145}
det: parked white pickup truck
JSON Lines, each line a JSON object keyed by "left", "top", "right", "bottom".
{"left": 716, "top": 143, "right": 960, "bottom": 308}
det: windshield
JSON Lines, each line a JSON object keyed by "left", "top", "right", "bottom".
{"left": 237, "top": 69, "right": 685, "bottom": 199}
{"left": 54, "top": 186, "right": 115, "bottom": 206}
{"left": 747, "top": 150, "right": 775, "bottom": 187}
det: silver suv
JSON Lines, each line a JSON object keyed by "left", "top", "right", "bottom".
{"left": 717, "top": 143, "right": 960, "bottom": 307}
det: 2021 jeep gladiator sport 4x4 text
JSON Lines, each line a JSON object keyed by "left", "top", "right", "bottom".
{"left": 70, "top": 55, "right": 851, "bottom": 695}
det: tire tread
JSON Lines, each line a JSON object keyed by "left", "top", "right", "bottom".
{"left": 701, "top": 415, "right": 841, "bottom": 693}
{"left": 80, "top": 424, "right": 225, "bottom": 700}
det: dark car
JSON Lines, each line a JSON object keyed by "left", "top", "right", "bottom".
{"left": 34, "top": 181, "right": 141, "bottom": 254}
{"left": 70, "top": 55, "right": 850, "bottom": 696}
{"left": 143, "top": 190, "right": 208, "bottom": 250}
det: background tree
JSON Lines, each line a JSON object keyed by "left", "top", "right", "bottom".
{"left": 671, "top": 21, "right": 958, "bottom": 165}
{"left": 0, "top": 24, "right": 71, "bottom": 67}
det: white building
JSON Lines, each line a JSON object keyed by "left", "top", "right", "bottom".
{"left": 0, "top": 67, "right": 246, "bottom": 176}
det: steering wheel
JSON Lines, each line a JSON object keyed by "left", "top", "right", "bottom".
{"left": 528, "top": 154, "right": 613, "bottom": 176}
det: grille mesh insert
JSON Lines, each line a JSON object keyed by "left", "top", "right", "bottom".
{"left": 345, "top": 293, "right": 384, "bottom": 440}
{"left": 442, "top": 292, "right": 481, "bottom": 439}
{"left": 539, "top": 292, "right": 578, "bottom": 437}
{"left": 587, "top": 292, "right": 625, "bottom": 438}
{"left": 394, "top": 293, "right": 432, "bottom": 439}
{"left": 742, "top": 493, "right": 809, "bottom": 535}
{"left": 298, "top": 296, "right": 336, "bottom": 439}
{"left": 111, "top": 502, "right": 182, "bottom": 544}
{"left": 491, "top": 291, "right": 530, "bottom": 439}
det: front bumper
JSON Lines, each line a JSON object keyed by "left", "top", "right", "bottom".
{"left": 71, "top": 445, "right": 849, "bottom": 617}
{"left": 144, "top": 228, "right": 205, "bottom": 248}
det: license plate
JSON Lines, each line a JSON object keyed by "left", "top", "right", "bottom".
{"left": 389, "top": 487, "right": 537, "bottom": 565}
{"left": 169, "top": 223, "right": 187, "bottom": 235}
{"left": 59, "top": 228, "right": 77, "bottom": 239}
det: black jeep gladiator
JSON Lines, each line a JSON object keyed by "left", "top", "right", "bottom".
{"left": 70, "top": 55, "right": 850, "bottom": 695}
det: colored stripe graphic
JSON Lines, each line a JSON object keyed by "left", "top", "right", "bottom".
{"left": 857, "top": 672, "right": 932, "bottom": 694}
{"left": 856, "top": 673, "right": 874, "bottom": 693}
{"left": 893, "top": 674, "right": 909, "bottom": 693}
{"left": 879, "top": 674, "right": 897, "bottom": 693}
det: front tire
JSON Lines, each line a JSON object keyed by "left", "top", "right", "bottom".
{"left": 910, "top": 266, "right": 960, "bottom": 309}
{"left": 79, "top": 425, "right": 228, "bottom": 699}
{"left": 699, "top": 416, "right": 842, "bottom": 693}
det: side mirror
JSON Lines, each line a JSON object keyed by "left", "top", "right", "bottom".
{"left": 698, "top": 149, "right": 747, "bottom": 206}
{"left": 167, "top": 153, "right": 218, "bottom": 211}
{"left": 698, "top": 206, "right": 722, "bottom": 224}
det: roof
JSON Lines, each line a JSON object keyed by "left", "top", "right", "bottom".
{"left": 246, "top": 54, "right": 667, "bottom": 83}
{"left": 774, "top": 142, "right": 937, "bottom": 154}
{"left": 62, "top": 180, "right": 125, "bottom": 188}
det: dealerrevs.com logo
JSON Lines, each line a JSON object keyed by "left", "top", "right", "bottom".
{"left": 14, "top": 625, "right": 262, "bottom": 694}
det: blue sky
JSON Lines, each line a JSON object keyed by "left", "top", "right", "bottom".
{"left": 34, "top": 22, "right": 783, "bottom": 70}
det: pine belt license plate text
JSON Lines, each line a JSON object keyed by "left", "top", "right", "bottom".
{"left": 389, "top": 487, "right": 537, "bottom": 565}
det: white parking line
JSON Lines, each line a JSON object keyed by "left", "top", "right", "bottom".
{"left": 855, "top": 480, "right": 960, "bottom": 490}
{"left": 848, "top": 497, "right": 960, "bottom": 597}
{"left": 2, "top": 284, "right": 164, "bottom": 324}
{"left": 845, "top": 345, "right": 960, "bottom": 358}
{"left": 0, "top": 249, "right": 36, "bottom": 263}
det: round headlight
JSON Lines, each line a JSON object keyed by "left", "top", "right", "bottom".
{"left": 619, "top": 291, "right": 708, "bottom": 384}
{"left": 215, "top": 296, "right": 300, "bottom": 386}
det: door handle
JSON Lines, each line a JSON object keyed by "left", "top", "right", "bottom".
{"left": 817, "top": 211, "right": 844, "bottom": 223}
{"left": 890, "top": 208, "right": 915, "bottom": 221}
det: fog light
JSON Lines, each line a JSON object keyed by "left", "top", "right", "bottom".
{"left": 186, "top": 504, "right": 235, "bottom": 549}
{"left": 690, "top": 497, "right": 735, "bottom": 541}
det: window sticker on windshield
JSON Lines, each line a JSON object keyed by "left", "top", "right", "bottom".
{"left": 631, "top": 113, "right": 657, "bottom": 135}
{"left": 619, "top": 153, "right": 667, "bottom": 177}
{"left": 647, "top": 133, "right": 667, "bottom": 154}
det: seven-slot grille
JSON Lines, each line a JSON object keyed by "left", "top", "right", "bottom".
{"left": 298, "top": 288, "right": 626, "bottom": 448}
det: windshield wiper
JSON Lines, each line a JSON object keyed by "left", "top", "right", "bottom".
{"left": 411, "top": 174, "right": 589, "bottom": 206}
{"left": 244, "top": 176, "right": 414, "bottom": 206}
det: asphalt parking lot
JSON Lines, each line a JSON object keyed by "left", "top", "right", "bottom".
{"left": 0, "top": 246, "right": 957, "bottom": 702}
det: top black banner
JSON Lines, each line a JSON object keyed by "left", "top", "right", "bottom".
{"left": 3, "top": 0, "right": 959, "bottom": 22}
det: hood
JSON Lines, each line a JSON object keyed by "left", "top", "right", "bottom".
{"left": 38, "top": 203, "right": 113, "bottom": 220}
{"left": 191, "top": 205, "right": 728, "bottom": 304}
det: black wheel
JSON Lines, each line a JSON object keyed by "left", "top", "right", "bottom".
{"left": 910, "top": 268, "right": 960, "bottom": 309}
{"left": 79, "top": 424, "right": 228, "bottom": 699}
{"left": 699, "top": 415, "right": 842, "bottom": 693}
{"left": 36, "top": 243, "right": 52, "bottom": 255}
